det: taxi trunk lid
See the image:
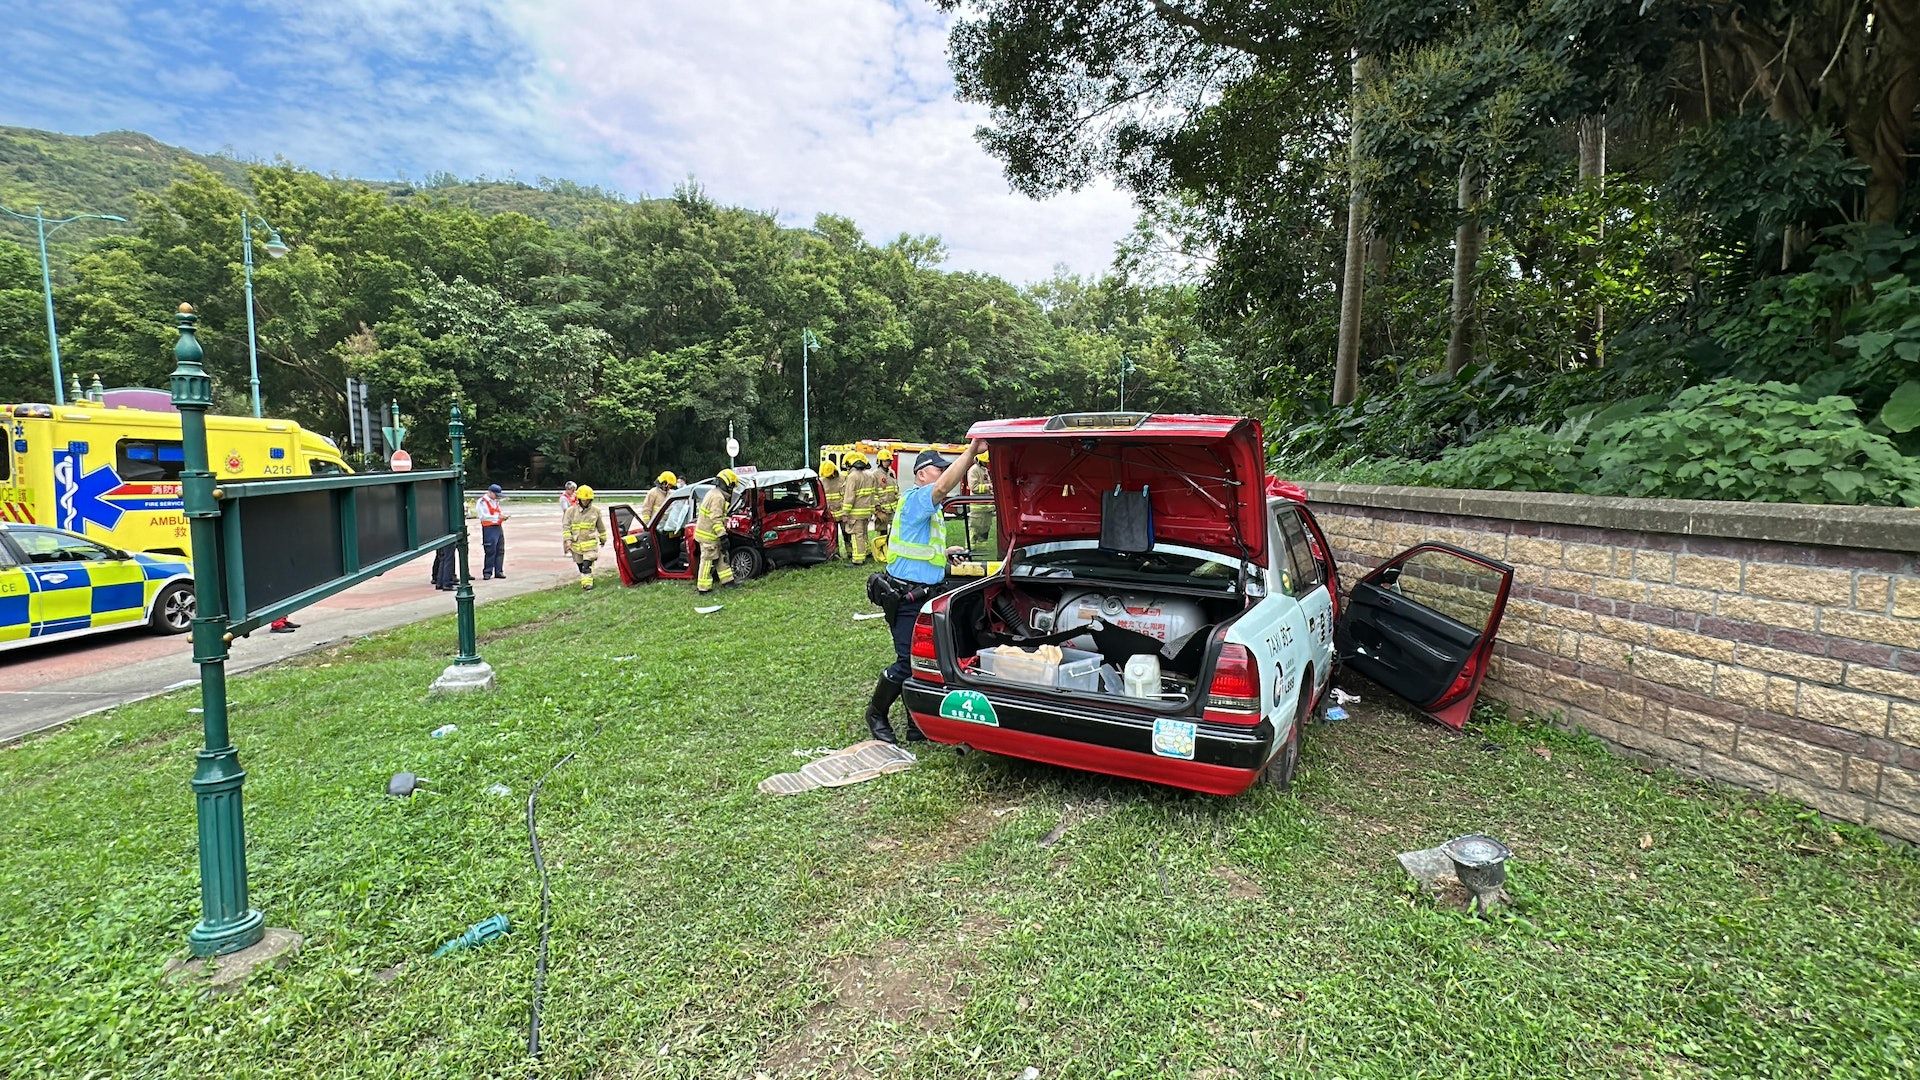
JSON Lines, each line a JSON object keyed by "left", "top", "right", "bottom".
{"left": 966, "top": 412, "right": 1269, "bottom": 568}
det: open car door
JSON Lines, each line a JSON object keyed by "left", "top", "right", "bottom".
{"left": 1334, "top": 542, "right": 1512, "bottom": 729}
{"left": 607, "top": 504, "right": 659, "bottom": 587}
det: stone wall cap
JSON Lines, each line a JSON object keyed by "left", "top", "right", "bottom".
{"left": 1297, "top": 483, "right": 1919, "bottom": 553}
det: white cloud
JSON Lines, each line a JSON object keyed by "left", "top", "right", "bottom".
{"left": 0, "top": 0, "right": 1139, "bottom": 283}
{"left": 499, "top": 0, "right": 1138, "bottom": 281}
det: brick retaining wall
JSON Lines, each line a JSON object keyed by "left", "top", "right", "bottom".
{"left": 1300, "top": 483, "right": 1920, "bottom": 843}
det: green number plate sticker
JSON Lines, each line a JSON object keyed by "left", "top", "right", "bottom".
{"left": 939, "top": 689, "right": 999, "bottom": 727}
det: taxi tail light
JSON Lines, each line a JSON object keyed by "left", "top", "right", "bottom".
{"left": 909, "top": 591, "right": 951, "bottom": 684}
{"left": 1204, "top": 643, "right": 1261, "bottom": 726}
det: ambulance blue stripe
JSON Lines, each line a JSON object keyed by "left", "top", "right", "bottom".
{"left": 0, "top": 594, "right": 26, "bottom": 627}
{"left": 91, "top": 582, "right": 143, "bottom": 613}
{"left": 25, "top": 569, "right": 88, "bottom": 591}
{"left": 34, "top": 615, "right": 91, "bottom": 637}
{"left": 140, "top": 561, "right": 189, "bottom": 580}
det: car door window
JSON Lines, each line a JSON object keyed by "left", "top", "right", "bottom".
{"left": 762, "top": 480, "right": 816, "bottom": 513}
{"left": 309, "top": 459, "right": 345, "bottom": 476}
{"left": 1379, "top": 549, "right": 1504, "bottom": 631}
{"left": 659, "top": 496, "right": 696, "bottom": 534}
{"left": 13, "top": 528, "right": 117, "bottom": 564}
{"left": 1271, "top": 508, "right": 1320, "bottom": 597}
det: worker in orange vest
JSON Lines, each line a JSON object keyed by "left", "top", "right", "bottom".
{"left": 477, "top": 484, "right": 510, "bottom": 579}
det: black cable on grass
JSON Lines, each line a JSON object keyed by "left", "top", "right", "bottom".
{"left": 526, "top": 719, "right": 606, "bottom": 1062}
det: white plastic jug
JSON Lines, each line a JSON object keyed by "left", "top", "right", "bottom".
{"left": 1123, "top": 654, "right": 1162, "bottom": 699}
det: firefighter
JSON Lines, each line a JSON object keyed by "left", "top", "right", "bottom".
{"left": 966, "top": 451, "right": 995, "bottom": 552}
{"left": 846, "top": 456, "right": 877, "bottom": 565}
{"left": 817, "top": 459, "right": 844, "bottom": 556}
{"left": 863, "top": 441, "right": 984, "bottom": 744}
{"left": 635, "top": 471, "right": 678, "bottom": 531}
{"left": 694, "top": 468, "right": 743, "bottom": 595}
{"left": 476, "top": 483, "right": 509, "bottom": 579}
{"left": 868, "top": 458, "right": 897, "bottom": 563}
{"left": 562, "top": 485, "right": 607, "bottom": 590}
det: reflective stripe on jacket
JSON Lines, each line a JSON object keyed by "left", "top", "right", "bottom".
{"left": 694, "top": 487, "right": 730, "bottom": 542}
{"left": 476, "top": 494, "right": 504, "bottom": 527}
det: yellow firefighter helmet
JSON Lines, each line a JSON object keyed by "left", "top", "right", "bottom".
{"left": 656, "top": 471, "right": 679, "bottom": 487}
{"left": 716, "top": 468, "right": 741, "bottom": 487}
{"left": 575, "top": 485, "right": 595, "bottom": 501}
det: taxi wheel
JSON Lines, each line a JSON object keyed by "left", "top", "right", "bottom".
{"left": 150, "top": 582, "right": 196, "bottom": 634}
{"left": 1263, "top": 685, "right": 1309, "bottom": 793}
{"left": 729, "top": 545, "right": 765, "bottom": 581}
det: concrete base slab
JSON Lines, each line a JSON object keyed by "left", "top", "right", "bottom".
{"left": 163, "top": 927, "right": 303, "bottom": 995}
{"left": 430, "top": 660, "right": 497, "bottom": 695}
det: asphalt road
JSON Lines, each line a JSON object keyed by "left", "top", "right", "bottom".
{"left": 0, "top": 503, "right": 591, "bottom": 743}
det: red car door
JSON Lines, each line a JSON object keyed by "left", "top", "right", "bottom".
{"left": 607, "top": 504, "right": 659, "bottom": 586}
{"left": 1333, "top": 542, "right": 1513, "bottom": 729}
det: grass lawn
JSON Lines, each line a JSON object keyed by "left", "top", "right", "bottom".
{"left": 3, "top": 560, "right": 1917, "bottom": 1078}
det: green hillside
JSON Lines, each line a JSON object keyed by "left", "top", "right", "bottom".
{"left": 0, "top": 125, "right": 637, "bottom": 247}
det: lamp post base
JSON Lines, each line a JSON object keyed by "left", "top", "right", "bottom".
{"left": 166, "top": 926, "right": 302, "bottom": 995}
{"left": 430, "top": 660, "right": 496, "bottom": 695}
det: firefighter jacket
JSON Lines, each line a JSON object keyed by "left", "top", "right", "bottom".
{"left": 695, "top": 485, "right": 734, "bottom": 543}
{"left": 847, "top": 464, "right": 878, "bottom": 518}
{"left": 637, "top": 485, "right": 670, "bottom": 526}
{"left": 562, "top": 501, "right": 606, "bottom": 556}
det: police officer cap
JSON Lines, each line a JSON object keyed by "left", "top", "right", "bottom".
{"left": 913, "top": 449, "right": 952, "bottom": 473}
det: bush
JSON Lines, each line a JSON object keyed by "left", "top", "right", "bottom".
{"left": 1411, "top": 379, "right": 1920, "bottom": 506}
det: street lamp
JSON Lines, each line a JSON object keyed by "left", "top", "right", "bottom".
{"left": 240, "top": 213, "right": 289, "bottom": 418}
{"left": 0, "top": 204, "right": 128, "bottom": 404}
{"left": 801, "top": 328, "right": 820, "bottom": 470}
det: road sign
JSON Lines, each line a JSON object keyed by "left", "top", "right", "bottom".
{"left": 166, "top": 303, "right": 489, "bottom": 960}
{"left": 390, "top": 449, "right": 413, "bottom": 472}
{"left": 725, "top": 437, "right": 739, "bottom": 458}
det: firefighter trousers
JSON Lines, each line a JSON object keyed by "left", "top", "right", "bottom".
{"left": 696, "top": 539, "right": 735, "bottom": 592}
{"left": 848, "top": 512, "right": 872, "bottom": 564}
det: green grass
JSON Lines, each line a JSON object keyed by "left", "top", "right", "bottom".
{"left": 2, "top": 562, "right": 1917, "bottom": 1078}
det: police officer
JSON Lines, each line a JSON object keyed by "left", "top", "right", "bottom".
{"left": 695, "top": 468, "right": 742, "bottom": 595}
{"left": 562, "top": 485, "right": 607, "bottom": 590}
{"left": 862, "top": 440, "right": 984, "bottom": 744}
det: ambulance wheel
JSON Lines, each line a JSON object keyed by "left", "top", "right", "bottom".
{"left": 1264, "top": 686, "right": 1309, "bottom": 793}
{"left": 150, "top": 582, "right": 196, "bottom": 634}
{"left": 729, "top": 545, "right": 764, "bottom": 581}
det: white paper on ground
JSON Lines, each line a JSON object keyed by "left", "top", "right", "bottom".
{"left": 695, "top": 605, "right": 722, "bottom": 615}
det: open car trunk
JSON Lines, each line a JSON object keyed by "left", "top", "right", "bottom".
{"left": 941, "top": 573, "right": 1249, "bottom": 713}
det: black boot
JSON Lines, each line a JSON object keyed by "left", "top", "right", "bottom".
{"left": 865, "top": 677, "right": 904, "bottom": 744}
{"left": 904, "top": 717, "right": 927, "bottom": 743}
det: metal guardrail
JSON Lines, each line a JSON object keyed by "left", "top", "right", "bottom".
{"left": 495, "top": 489, "right": 647, "bottom": 500}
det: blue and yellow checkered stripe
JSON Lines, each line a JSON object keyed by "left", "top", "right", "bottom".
{"left": 0, "top": 560, "right": 181, "bottom": 644}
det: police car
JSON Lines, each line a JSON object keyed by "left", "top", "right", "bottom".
{"left": 0, "top": 521, "right": 195, "bottom": 653}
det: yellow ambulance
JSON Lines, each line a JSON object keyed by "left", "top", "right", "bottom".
{"left": 1, "top": 396, "right": 351, "bottom": 556}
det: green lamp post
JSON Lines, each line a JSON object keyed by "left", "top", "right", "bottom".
{"left": 240, "top": 213, "right": 290, "bottom": 418}
{"left": 0, "top": 203, "right": 128, "bottom": 404}
{"left": 172, "top": 302, "right": 265, "bottom": 957}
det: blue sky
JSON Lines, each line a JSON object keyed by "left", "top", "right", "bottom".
{"left": 0, "top": 0, "right": 1138, "bottom": 283}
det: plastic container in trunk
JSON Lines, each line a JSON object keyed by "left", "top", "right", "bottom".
{"left": 976, "top": 645, "right": 1102, "bottom": 691}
